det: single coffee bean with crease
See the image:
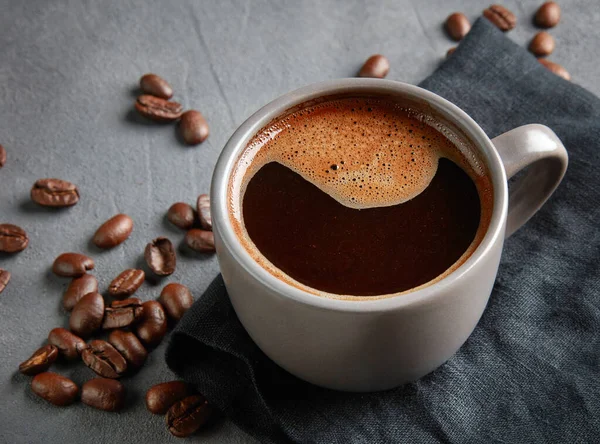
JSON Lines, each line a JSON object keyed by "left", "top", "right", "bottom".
{"left": 19, "top": 345, "right": 59, "bottom": 375}
{"left": 166, "top": 394, "right": 213, "bottom": 437}
{"left": 81, "top": 340, "right": 127, "bottom": 379}
{"left": 185, "top": 229, "right": 215, "bottom": 253}
{"left": 535, "top": 1, "right": 560, "bottom": 28}
{"left": 108, "top": 268, "right": 145, "bottom": 298}
{"left": 483, "top": 4, "right": 516, "bottom": 31}
{"left": 82, "top": 378, "right": 126, "bottom": 412}
{"left": 0, "top": 224, "right": 29, "bottom": 253}
{"left": 529, "top": 31, "right": 555, "bottom": 57}
{"left": 146, "top": 381, "right": 193, "bottom": 414}
{"left": 93, "top": 214, "right": 134, "bottom": 249}
{"left": 31, "top": 372, "right": 78, "bottom": 406}
{"left": 179, "top": 110, "right": 210, "bottom": 145}
{"left": 48, "top": 328, "right": 86, "bottom": 360}
{"left": 53, "top": 253, "right": 94, "bottom": 277}
{"left": 145, "top": 237, "right": 176, "bottom": 276}
{"left": 445, "top": 13, "right": 471, "bottom": 41}
{"left": 31, "top": 178, "right": 79, "bottom": 207}
{"left": 167, "top": 203, "right": 196, "bottom": 230}
{"left": 357, "top": 54, "right": 390, "bottom": 78}
{"left": 63, "top": 274, "right": 98, "bottom": 311}
{"left": 108, "top": 329, "right": 147, "bottom": 370}
{"left": 69, "top": 292, "right": 104, "bottom": 337}
{"left": 196, "top": 194, "right": 212, "bottom": 230}
{"left": 135, "top": 95, "right": 183, "bottom": 122}
{"left": 140, "top": 73, "right": 173, "bottom": 100}
{"left": 0, "top": 144, "right": 6, "bottom": 168}
{"left": 135, "top": 301, "right": 167, "bottom": 347}
{"left": 159, "top": 283, "right": 193, "bottom": 322}
{"left": 0, "top": 268, "right": 10, "bottom": 294}
{"left": 102, "top": 298, "right": 144, "bottom": 330}
{"left": 538, "top": 58, "right": 571, "bottom": 81}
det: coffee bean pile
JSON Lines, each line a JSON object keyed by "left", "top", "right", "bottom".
{"left": 135, "top": 73, "right": 210, "bottom": 146}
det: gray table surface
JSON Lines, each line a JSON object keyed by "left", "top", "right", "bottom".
{"left": 1, "top": 1, "right": 598, "bottom": 443}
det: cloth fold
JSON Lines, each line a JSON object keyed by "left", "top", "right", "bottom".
{"left": 167, "top": 18, "right": 600, "bottom": 443}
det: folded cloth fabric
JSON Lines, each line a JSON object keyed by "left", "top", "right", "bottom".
{"left": 167, "top": 18, "right": 600, "bottom": 443}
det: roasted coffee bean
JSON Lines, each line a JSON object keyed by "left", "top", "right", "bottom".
{"left": 184, "top": 229, "right": 215, "bottom": 253}
{"left": 93, "top": 214, "right": 134, "bottom": 249}
{"left": 135, "top": 95, "right": 183, "bottom": 122}
{"left": 146, "top": 381, "right": 193, "bottom": 414}
{"left": 159, "top": 283, "right": 193, "bottom": 322}
{"left": 529, "top": 31, "right": 555, "bottom": 57}
{"left": 357, "top": 54, "right": 390, "bottom": 79}
{"left": 166, "top": 394, "right": 213, "bottom": 437}
{"left": 140, "top": 73, "right": 173, "bottom": 100}
{"left": 0, "top": 268, "right": 10, "bottom": 294}
{"left": 102, "top": 298, "right": 144, "bottom": 330}
{"left": 81, "top": 340, "right": 127, "bottom": 379}
{"left": 19, "top": 345, "right": 59, "bottom": 375}
{"left": 0, "top": 144, "right": 6, "bottom": 168}
{"left": 108, "top": 268, "right": 145, "bottom": 298}
{"left": 446, "top": 47, "right": 457, "bottom": 57}
{"left": 31, "top": 372, "right": 78, "bottom": 406}
{"left": 48, "top": 328, "right": 86, "bottom": 360}
{"left": 31, "top": 178, "right": 79, "bottom": 207}
{"left": 108, "top": 329, "right": 147, "bottom": 370}
{"left": 535, "top": 1, "right": 560, "bottom": 28}
{"left": 81, "top": 378, "right": 126, "bottom": 412}
{"left": 538, "top": 58, "right": 571, "bottom": 81}
{"left": 483, "top": 5, "right": 516, "bottom": 31}
{"left": 69, "top": 292, "right": 104, "bottom": 337}
{"left": 196, "top": 194, "right": 212, "bottom": 230}
{"left": 135, "top": 301, "right": 167, "bottom": 346}
{"left": 0, "top": 224, "right": 29, "bottom": 253}
{"left": 145, "top": 237, "right": 176, "bottom": 276}
{"left": 445, "top": 13, "right": 471, "bottom": 41}
{"left": 167, "top": 203, "right": 196, "bottom": 230}
{"left": 179, "top": 110, "right": 210, "bottom": 145}
{"left": 53, "top": 253, "right": 95, "bottom": 277}
{"left": 63, "top": 274, "right": 98, "bottom": 311}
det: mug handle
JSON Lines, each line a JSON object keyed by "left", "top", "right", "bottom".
{"left": 491, "top": 124, "right": 568, "bottom": 237}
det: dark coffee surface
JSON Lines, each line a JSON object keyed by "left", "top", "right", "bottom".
{"left": 243, "top": 158, "right": 480, "bottom": 295}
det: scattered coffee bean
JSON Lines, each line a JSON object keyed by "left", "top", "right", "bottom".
{"left": 0, "top": 223, "right": 28, "bottom": 253}
{"left": 185, "top": 229, "right": 215, "bottom": 253}
{"left": 179, "top": 110, "right": 210, "bottom": 145}
{"left": 529, "top": 31, "right": 555, "bottom": 57}
{"left": 538, "top": 58, "right": 571, "bottom": 81}
{"left": 102, "top": 298, "right": 144, "bottom": 330}
{"left": 159, "top": 283, "right": 193, "bottom": 322}
{"left": 0, "top": 268, "right": 10, "bottom": 294}
{"left": 30, "top": 178, "right": 79, "bottom": 207}
{"left": 48, "top": 328, "right": 86, "bottom": 360}
{"left": 53, "top": 253, "right": 95, "bottom": 278}
{"left": 140, "top": 73, "right": 173, "bottom": 100}
{"left": 196, "top": 194, "right": 212, "bottom": 230}
{"left": 483, "top": 4, "right": 516, "bottom": 31}
{"left": 108, "top": 329, "right": 147, "bottom": 370}
{"left": 69, "top": 292, "right": 104, "bottom": 337}
{"left": 445, "top": 13, "right": 471, "bottom": 41}
{"left": 135, "top": 301, "right": 167, "bottom": 347}
{"left": 135, "top": 95, "right": 183, "bottom": 122}
{"left": 93, "top": 214, "right": 134, "bottom": 249}
{"left": 19, "top": 345, "right": 59, "bottom": 376}
{"left": 358, "top": 54, "right": 390, "bottom": 79}
{"left": 146, "top": 381, "right": 193, "bottom": 415}
{"left": 166, "top": 394, "right": 213, "bottom": 438}
{"left": 145, "top": 237, "right": 176, "bottom": 276}
{"left": 167, "top": 203, "right": 196, "bottom": 230}
{"left": 0, "top": 144, "right": 6, "bottom": 168}
{"left": 446, "top": 47, "right": 457, "bottom": 57}
{"left": 63, "top": 274, "right": 98, "bottom": 311}
{"left": 81, "top": 378, "right": 126, "bottom": 412}
{"left": 108, "top": 268, "right": 145, "bottom": 298}
{"left": 81, "top": 340, "right": 127, "bottom": 379}
{"left": 31, "top": 372, "right": 78, "bottom": 406}
{"left": 535, "top": 1, "right": 560, "bottom": 28}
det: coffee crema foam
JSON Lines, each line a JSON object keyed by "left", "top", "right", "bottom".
{"left": 229, "top": 97, "right": 493, "bottom": 299}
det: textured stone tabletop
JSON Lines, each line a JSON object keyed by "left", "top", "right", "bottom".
{"left": 0, "top": 1, "right": 598, "bottom": 443}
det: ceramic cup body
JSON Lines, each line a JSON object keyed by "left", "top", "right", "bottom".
{"left": 211, "top": 79, "right": 567, "bottom": 392}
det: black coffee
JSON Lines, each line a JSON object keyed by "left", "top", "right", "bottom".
{"left": 231, "top": 97, "right": 492, "bottom": 297}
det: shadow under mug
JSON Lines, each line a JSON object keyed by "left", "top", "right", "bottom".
{"left": 211, "top": 79, "right": 568, "bottom": 392}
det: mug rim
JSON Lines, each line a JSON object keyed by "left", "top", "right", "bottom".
{"left": 211, "top": 78, "right": 508, "bottom": 313}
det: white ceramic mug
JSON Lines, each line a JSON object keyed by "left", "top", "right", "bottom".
{"left": 211, "top": 79, "right": 568, "bottom": 392}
